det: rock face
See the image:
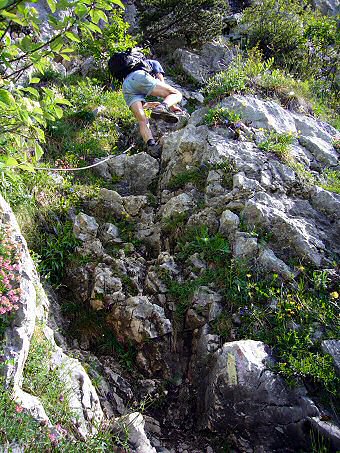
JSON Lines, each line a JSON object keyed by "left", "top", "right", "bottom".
{"left": 201, "top": 340, "right": 319, "bottom": 451}
{"left": 160, "top": 96, "right": 339, "bottom": 266}
{"left": 0, "top": 194, "right": 103, "bottom": 438}
{"left": 3, "top": 86, "right": 339, "bottom": 451}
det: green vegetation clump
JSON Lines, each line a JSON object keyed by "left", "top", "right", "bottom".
{"left": 204, "top": 106, "right": 241, "bottom": 127}
{"left": 258, "top": 130, "right": 296, "bottom": 162}
{"left": 319, "top": 169, "right": 340, "bottom": 194}
{"left": 78, "top": 9, "right": 137, "bottom": 64}
{"left": 138, "top": 0, "right": 229, "bottom": 47}
{"left": 167, "top": 166, "right": 209, "bottom": 191}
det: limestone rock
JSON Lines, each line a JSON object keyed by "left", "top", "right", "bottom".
{"left": 202, "top": 340, "right": 319, "bottom": 451}
{"left": 309, "top": 417, "right": 340, "bottom": 451}
{"left": 123, "top": 195, "right": 148, "bottom": 217}
{"left": 242, "top": 192, "right": 339, "bottom": 265}
{"left": 222, "top": 95, "right": 297, "bottom": 133}
{"left": 174, "top": 43, "right": 235, "bottom": 84}
{"left": 73, "top": 212, "right": 98, "bottom": 242}
{"left": 90, "top": 264, "right": 123, "bottom": 307}
{"left": 233, "top": 232, "right": 258, "bottom": 260}
{"left": 313, "top": 0, "right": 340, "bottom": 14}
{"left": 101, "top": 152, "right": 159, "bottom": 195}
{"left": 89, "top": 188, "right": 126, "bottom": 219}
{"left": 114, "top": 412, "right": 157, "bottom": 453}
{"left": 219, "top": 209, "right": 240, "bottom": 237}
{"left": 161, "top": 193, "right": 195, "bottom": 219}
{"left": 299, "top": 136, "right": 338, "bottom": 166}
{"left": 185, "top": 287, "right": 223, "bottom": 330}
{"left": 258, "top": 248, "right": 294, "bottom": 280}
{"left": 107, "top": 296, "right": 172, "bottom": 344}
{"left": 98, "top": 223, "right": 122, "bottom": 245}
{"left": 310, "top": 186, "right": 340, "bottom": 219}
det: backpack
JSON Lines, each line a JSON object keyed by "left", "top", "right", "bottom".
{"left": 108, "top": 49, "right": 151, "bottom": 82}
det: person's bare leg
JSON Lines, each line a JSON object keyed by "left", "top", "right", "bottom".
{"left": 130, "top": 100, "right": 161, "bottom": 158}
{"left": 150, "top": 81, "right": 182, "bottom": 108}
{"left": 130, "top": 100, "right": 153, "bottom": 143}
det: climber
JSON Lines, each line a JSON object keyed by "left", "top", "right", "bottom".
{"left": 109, "top": 50, "right": 182, "bottom": 158}
{"left": 143, "top": 58, "right": 183, "bottom": 114}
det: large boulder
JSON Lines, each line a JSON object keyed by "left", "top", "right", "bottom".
{"left": 201, "top": 340, "right": 319, "bottom": 451}
{"left": 94, "top": 153, "right": 159, "bottom": 195}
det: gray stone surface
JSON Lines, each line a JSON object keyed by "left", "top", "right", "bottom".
{"left": 107, "top": 296, "right": 172, "bottom": 343}
{"left": 219, "top": 209, "right": 240, "bottom": 237}
{"left": 161, "top": 193, "right": 195, "bottom": 219}
{"left": 258, "top": 248, "right": 294, "bottom": 280}
{"left": 73, "top": 212, "right": 99, "bottom": 242}
{"left": 114, "top": 412, "right": 157, "bottom": 453}
{"left": 202, "top": 340, "right": 319, "bottom": 451}
{"left": 174, "top": 42, "right": 235, "bottom": 83}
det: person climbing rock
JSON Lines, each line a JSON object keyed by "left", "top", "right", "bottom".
{"left": 108, "top": 49, "right": 182, "bottom": 159}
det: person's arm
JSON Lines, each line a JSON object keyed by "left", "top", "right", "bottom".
{"left": 155, "top": 72, "right": 164, "bottom": 82}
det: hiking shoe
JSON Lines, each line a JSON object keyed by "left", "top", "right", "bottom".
{"left": 147, "top": 143, "right": 162, "bottom": 159}
{"left": 151, "top": 104, "right": 179, "bottom": 124}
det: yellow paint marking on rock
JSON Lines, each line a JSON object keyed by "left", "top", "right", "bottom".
{"left": 227, "top": 352, "right": 238, "bottom": 385}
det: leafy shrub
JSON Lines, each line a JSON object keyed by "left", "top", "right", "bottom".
{"left": 204, "top": 56, "right": 247, "bottom": 100}
{"left": 241, "top": 0, "right": 339, "bottom": 82}
{"left": 138, "top": 0, "right": 229, "bottom": 48}
{"left": 0, "top": 0, "right": 123, "bottom": 172}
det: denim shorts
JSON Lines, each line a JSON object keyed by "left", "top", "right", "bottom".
{"left": 122, "top": 70, "right": 158, "bottom": 107}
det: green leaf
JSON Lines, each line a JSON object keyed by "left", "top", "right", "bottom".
{"left": 0, "top": 0, "right": 9, "bottom": 8}
{"left": 60, "top": 53, "right": 71, "bottom": 61}
{"left": 65, "top": 31, "right": 81, "bottom": 42}
{"left": 46, "top": 0, "right": 57, "bottom": 13}
{"left": 85, "top": 22, "right": 102, "bottom": 33}
{"left": 55, "top": 98, "right": 72, "bottom": 106}
{"left": 60, "top": 47, "right": 74, "bottom": 53}
{"left": 0, "top": 89, "right": 15, "bottom": 106}
{"left": 18, "top": 163, "right": 35, "bottom": 172}
{"left": 111, "top": 0, "right": 124, "bottom": 7}
{"left": 54, "top": 106, "right": 64, "bottom": 119}
{"left": 20, "top": 87, "right": 39, "bottom": 97}
{"left": 50, "top": 37, "right": 63, "bottom": 52}
{"left": 0, "top": 11, "right": 25, "bottom": 25}
{"left": 33, "top": 143, "right": 44, "bottom": 162}
{"left": 74, "top": 3, "right": 88, "bottom": 16}
{"left": 90, "top": 9, "right": 108, "bottom": 24}
{"left": 30, "top": 77, "right": 41, "bottom": 84}
{"left": 4, "top": 156, "right": 18, "bottom": 167}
